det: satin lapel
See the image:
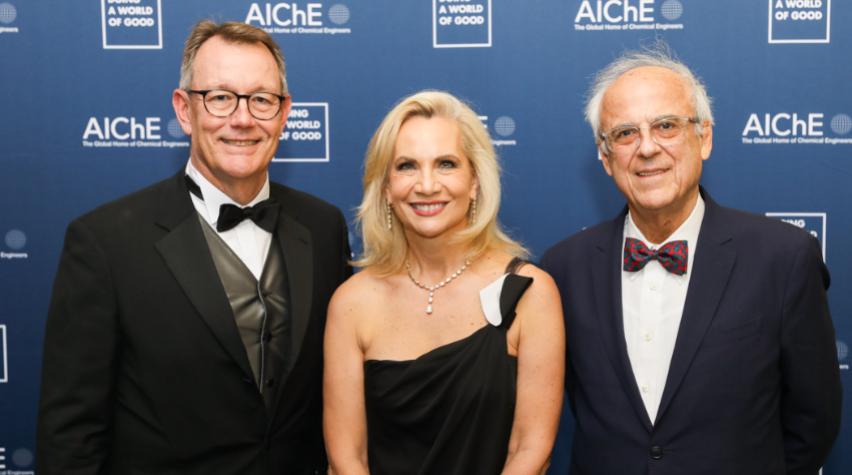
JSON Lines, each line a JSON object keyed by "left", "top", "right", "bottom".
{"left": 153, "top": 172, "right": 254, "bottom": 381}
{"left": 276, "top": 212, "right": 313, "bottom": 374}
{"left": 655, "top": 191, "right": 735, "bottom": 424}
{"left": 592, "top": 207, "right": 654, "bottom": 431}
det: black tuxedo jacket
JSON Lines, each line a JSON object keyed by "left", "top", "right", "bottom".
{"left": 541, "top": 188, "right": 841, "bottom": 475}
{"left": 36, "top": 171, "right": 353, "bottom": 475}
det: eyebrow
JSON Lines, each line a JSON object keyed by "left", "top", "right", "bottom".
{"left": 611, "top": 115, "right": 683, "bottom": 129}
{"left": 394, "top": 154, "right": 460, "bottom": 162}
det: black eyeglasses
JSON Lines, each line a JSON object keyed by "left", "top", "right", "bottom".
{"left": 189, "top": 89, "right": 286, "bottom": 120}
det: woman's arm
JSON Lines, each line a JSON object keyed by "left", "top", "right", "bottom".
{"left": 502, "top": 266, "right": 566, "bottom": 475}
{"left": 324, "top": 279, "right": 371, "bottom": 475}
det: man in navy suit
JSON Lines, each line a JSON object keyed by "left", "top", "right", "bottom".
{"left": 541, "top": 43, "right": 841, "bottom": 474}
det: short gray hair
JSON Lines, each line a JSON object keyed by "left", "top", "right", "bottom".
{"left": 178, "top": 19, "right": 288, "bottom": 95}
{"left": 585, "top": 40, "right": 714, "bottom": 144}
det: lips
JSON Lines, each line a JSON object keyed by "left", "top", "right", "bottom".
{"left": 637, "top": 169, "right": 667, "bottom": 177}
{"left": 410, "top": 201, "right": 448, "bottom": 216}
{"left": 221, "top": 138, "right": 260, "bottom": 146}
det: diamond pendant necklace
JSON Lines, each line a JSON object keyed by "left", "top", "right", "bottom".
{"left": 406, "top": 259, "right": 472, "bottom": 314}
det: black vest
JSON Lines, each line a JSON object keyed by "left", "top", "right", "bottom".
{"left": 199, "top": 217, "right": 292, "bottom": 415}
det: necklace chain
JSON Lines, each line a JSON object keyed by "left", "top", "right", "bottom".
{"left": 405, "top": 260, "right": 471, "bottom": 314}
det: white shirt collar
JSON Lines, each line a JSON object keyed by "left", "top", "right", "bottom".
{"left": 624, "top": 193, "right": 705, "bottom": 283}
{"left": 184, "top": 159, "right": 271, "bottom": 226}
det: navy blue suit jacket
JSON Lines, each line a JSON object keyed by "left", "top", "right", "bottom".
{"left": 540, "top": 188, "right": 841, "bottom": 475}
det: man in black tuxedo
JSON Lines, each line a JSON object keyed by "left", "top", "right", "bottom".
{"left": 541, "top": 44, "right": 841, "bottom": 474}
{"left": 36, "top": 20, "right": 352, "bottom": 475}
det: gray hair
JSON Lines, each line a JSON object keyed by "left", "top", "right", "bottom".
{"left": 178, "top": 20, "right": 288, "bottom": 95}
{"left": 585, "top": 40, "right": 714, "bottom": 145}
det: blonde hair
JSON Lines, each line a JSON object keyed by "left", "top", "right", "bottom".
{"left": 179, "top": 19, "right": 288, "bottom": 95}
{"left": 354, "top": 90, "right": 528, "bottom": 274}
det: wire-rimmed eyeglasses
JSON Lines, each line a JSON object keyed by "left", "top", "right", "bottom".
{"left": 600, "top": 116, "right": 699, "bottom": 153}
{"left": 189, "top": 89, "right": 286, "bottom": 120}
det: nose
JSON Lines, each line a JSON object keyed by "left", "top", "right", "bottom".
{"left": 635, "top": 126, "right": 661, "bottom": 158}
{"left": 416, "top": 168, "right": 441, "bottom": 195}
{"left": 229, "top": 96, "right": 254, "bottom": 128}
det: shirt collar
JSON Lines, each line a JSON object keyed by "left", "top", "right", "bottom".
{"left": 184, "top": 159, "right": 271, "bottom": 226}
{"left": 623, "top": 193, "right": 705, "bottom": 283}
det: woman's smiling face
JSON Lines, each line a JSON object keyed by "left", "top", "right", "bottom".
{"left": 386, "top": 115, "right": 478, "bottom": 241}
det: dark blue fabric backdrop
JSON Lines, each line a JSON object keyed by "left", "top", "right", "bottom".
{"left": 1, "top": 1, "right": 849, "bottom": 473}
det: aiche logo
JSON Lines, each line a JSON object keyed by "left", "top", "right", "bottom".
{"left": 769, "top": 0, "right": 830, "bottom": 43}
{"left": 742, "top": 112, "right": 852, "bottom": 145}
{"left": 573, "top": 0, "right": 684, "bottom": 32}
{"left": 433, "top": 0, "right": 491, "bottom": 48}
{"left": 274, "top": 103, "right": 330, "bottom": 162}
{"left": 101, "top": 0, "right": 162, "bottom": 49}
{"left": 838, "top": 340, "right": 848, "bottom": 370}
{"left": 82, "top": 115, "right": 189, "bottom": 149}
{"left": 245, "top": 3, "right": 352, "bottom": 35}
{"left": 2, "top": 229, "right": 27, "bottom": 260}
{"left": 0, "top": 325, "right": 7, "bottom": 383}
{"left": 167, "top": 119, "right": 187, "bottom": 139}
{"left": 0, "top": 448, "right": 32, "bottom": 469}
{"left": 0, "top": 2, "right": 19, "bottom": 34}
{"left": 478, "top": 115, "right": 517, "bottom": 146}
{"left": 765, "top": 213, "right": 826, "bottom": 261}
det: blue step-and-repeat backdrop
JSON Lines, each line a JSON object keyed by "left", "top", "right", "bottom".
{"left": 1, "top": 1, "right": 850, "bottom": 473}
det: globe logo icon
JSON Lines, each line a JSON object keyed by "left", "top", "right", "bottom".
{"left": 328, "top": 4, "right": 350, "bottom": 25}
{"left": 167, "top": 119, "right": 186, "bottom": 138}
{"left": 12, "top": 448, "right": 33, "bottom": 468}
{"left": 838, "top": 341, "right": 848, "bottom": 361}
{"left": 660, "top": 0, "right": 683, "bottom": 21}
{"left": 5, "top": 229, "right": 26, "bottom": 250}
{"left": 0, "top": 3, "right": 16, "bottom": 24}
{"left": 830, "top": 114, "right": 852, "bottom": 135}
{"left": 494, "top": 116, "right": 515, "bottom": 137}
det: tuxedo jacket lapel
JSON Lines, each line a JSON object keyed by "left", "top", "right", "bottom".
{"left": 655, "top": 190, "right": 736, "bottom": 424}
{"left": 593, "top": 206, "right": 654, "bottom": 430}
{"left": 152, "top": 172, "right": 255, "bottom": 381}
{"left": 271, "top": 187, "right": 314, "bottom": 378}
{"left": 150, "top": 174, "right": 317, "bottom": 411}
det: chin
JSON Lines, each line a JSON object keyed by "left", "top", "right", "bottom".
{"left": 633, "top": 190, "right": 677, "bottom": 208}
{"left": 407, "top": 220, "right": 467, "bottom": 240}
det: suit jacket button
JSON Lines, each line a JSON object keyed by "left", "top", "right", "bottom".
{"left": 650, "top": 446, "right": 663, "bottom": 459}
{"left": 243, "top": 377, "right": 253, "bottom": 384}
{"left": 266, "top": 378, "right": 275, "bottom": 387}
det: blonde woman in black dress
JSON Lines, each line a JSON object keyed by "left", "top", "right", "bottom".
{"left": 324, "top": 91, "right": 564, "bottom": 475}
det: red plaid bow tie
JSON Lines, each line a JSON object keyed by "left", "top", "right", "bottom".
{"left": 623, "top": 238, "right": 688, "bottom": 276}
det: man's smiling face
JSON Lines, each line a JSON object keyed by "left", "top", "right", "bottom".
{"left": 598, "top": 66, "right": 712, "bottom": 218}
{"left": 182, "top": 36, "right": 289, "bottom": 194}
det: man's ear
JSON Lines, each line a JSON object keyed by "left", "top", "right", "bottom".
{"left": 598, "top": 142, "right": 614, "bottom": 177}
{"left": 278, "top": 94, "right": 292, "bottom": 136}
{"left": 172, "top": 89, "right": 193, "bottom": 136}
{"left": 700, "top": 121, "right": 713, "bottom": 161}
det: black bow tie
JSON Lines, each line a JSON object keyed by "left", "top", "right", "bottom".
{"left": 217, "top": 199, "right": 281, "bottom": 233}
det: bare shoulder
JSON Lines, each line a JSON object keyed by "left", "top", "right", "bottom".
{"left": 514, "top": 262, "right": 563, "bottom": 322}
{"left": 516, "top": 262, "right": 556, "bottom": 287}
{"left": 328, "top": 268, "right": 390, "bottom": 323}
{"left": 473, "top": 249, "right": 521, "bottom": 279}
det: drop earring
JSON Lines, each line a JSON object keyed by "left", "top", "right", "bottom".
{"left": 470, "top": 197, "right": 477, "bottom": 225}
{"left": 386, "top": 200, "right": 393, "bottom": 230}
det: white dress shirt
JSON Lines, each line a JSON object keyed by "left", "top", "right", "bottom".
{"left": 185, "top": 160, "right": 273, "bottom": 280}
{"left": 621, "top": 194, "right": 705, "bottom": 424}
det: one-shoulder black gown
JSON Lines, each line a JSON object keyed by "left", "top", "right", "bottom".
{"left": 364, "top": 273, "right": 533, "bottom": 475}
